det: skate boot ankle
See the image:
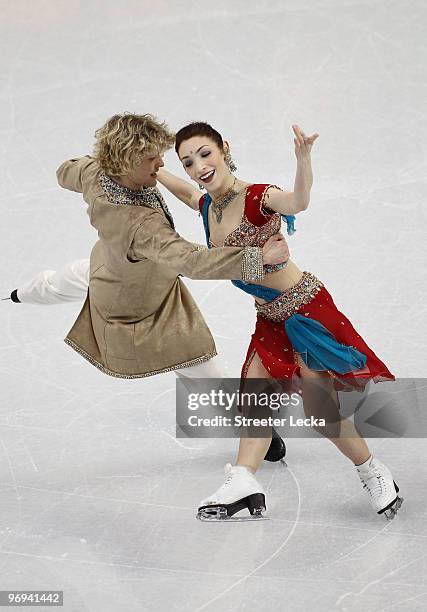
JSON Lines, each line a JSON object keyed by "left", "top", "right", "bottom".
{"left": 197, "top": 463, "right": 267, "bottom": 521}
{"left": 356, "top": 455, "right": 403, "bottom": 520}
{"left": 264, "top": 428, "right": 287, "bottom": 463}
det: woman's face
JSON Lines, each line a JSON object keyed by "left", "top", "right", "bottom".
{"left": 177, "top": 136, "right": 229, "bottom": 191}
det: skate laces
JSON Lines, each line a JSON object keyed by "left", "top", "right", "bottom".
{"left": 359, "top": 466, "right": 387, "bottom": 499}
{"left": 211, "top": 470, "right": 236, "bottom": 498}
{"left": 224, "top": 462, "right": 233, "bottom": 475}
{"left": 220, "top": 463, "right": 246, "bottom": 490}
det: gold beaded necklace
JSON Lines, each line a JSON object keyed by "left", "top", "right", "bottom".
{"left": 210, "top": 177, "right": 244, "bottom": 223}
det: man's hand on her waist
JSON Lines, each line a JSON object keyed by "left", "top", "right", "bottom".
{"left": 262, "top": 233, "right": 290, "bottom": 266}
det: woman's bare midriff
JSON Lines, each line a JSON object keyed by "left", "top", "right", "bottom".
{"left": 252, "top": 260, "right": 304, "bottom": 305}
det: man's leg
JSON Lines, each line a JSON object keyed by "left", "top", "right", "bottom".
{"left": 4, "top": 259, "right": 90, "bottom": 305}
{"left": 6, "top": 259, "right": 285, "bottom": 463}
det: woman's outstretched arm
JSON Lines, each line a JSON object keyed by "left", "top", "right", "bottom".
{"left": 263, "top": 124, "right": 319, "bottom": 216}
{"left": 157, "top": 168, "right": 203, "bottom": 211}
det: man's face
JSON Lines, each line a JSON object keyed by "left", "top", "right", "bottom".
{"left": 128, "top": 152, "right": 165, "bottom": 187}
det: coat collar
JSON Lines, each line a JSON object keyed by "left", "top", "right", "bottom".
{"left": 99, "top": 171, "right": 175, "bottom": 229}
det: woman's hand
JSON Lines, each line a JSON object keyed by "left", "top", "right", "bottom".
{"left": 262, "top": 233, "right": 290, "bottom": 266}
{"left": 292, "top": 124, "right": 319, "bottom": 160}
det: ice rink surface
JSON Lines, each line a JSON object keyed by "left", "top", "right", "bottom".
{"left": 1, "top": 1, "right": 426, "bottom": 610}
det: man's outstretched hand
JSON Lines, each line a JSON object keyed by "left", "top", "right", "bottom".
{"left": 262, "top": 233, "right": 290, "bottom": 266}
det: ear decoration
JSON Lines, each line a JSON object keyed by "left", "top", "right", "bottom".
{"left": 224, "top": 149, "right": 237, "bottom": 173}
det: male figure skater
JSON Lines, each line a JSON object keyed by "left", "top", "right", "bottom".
{"left": 3, "top": 112, "right": 288, "bottom": 461}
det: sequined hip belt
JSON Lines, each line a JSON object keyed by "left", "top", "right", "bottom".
{"left": 255, "top": 271, "right": 323, "bottom": 322}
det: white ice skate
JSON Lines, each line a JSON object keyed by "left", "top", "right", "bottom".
{"left": 356, "top": 455, "right": 403, "bottom": 520}
{"left": 197, "top": 463, "right": 267, "bottom": 521}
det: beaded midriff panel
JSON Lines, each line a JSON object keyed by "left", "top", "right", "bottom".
{"left": 255, "top": 272, "right": 323, "bottom": 322}
{"left": 209, "top": 211, "right": 281, "bottom": 248}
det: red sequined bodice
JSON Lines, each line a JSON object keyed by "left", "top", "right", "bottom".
{"left": 201, "top": 184, "right": 282, "bottom": 248}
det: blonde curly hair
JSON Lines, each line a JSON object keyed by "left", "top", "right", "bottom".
{"left": 93, "top": 113, "right": 175, "bottom": 176}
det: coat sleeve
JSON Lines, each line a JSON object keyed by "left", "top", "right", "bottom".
{"left": 128, "top": 208, "right": 265, "bottom": 282}
{"left": 56, "top": 156, "right": 97, "bottom": 193}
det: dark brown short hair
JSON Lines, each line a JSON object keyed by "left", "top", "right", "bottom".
{"left": 175, "top": 122, "right": 224, "bottom": 155}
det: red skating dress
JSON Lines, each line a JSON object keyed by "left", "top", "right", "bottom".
{"left": 199, "top": 184, "right": 395, "bottom": 392}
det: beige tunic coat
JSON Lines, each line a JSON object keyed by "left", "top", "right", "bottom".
{"left": 56, "top": 156, "right": 265, "bottom": 378}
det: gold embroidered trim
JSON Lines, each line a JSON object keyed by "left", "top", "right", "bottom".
{"left": 98, "top": 171, "right": 175, "bottom": 229}
{"left": 64, "top": 337, "right": 217, "bottom": 379}
{"left": 261, "top": 184, "right": 285, "bottom": 217}
{"left": 241, "top": 348, "right": 257, "bottom": 378}
{"left": 255, "top": 271, "right": 323, "bottom": 322}
{"left": 242, "top": 246, "right": 265, "bottom": 281}
{"left": 210, "top": 212, "right": 281, "bottom": 249}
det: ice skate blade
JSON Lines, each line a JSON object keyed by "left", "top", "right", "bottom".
{"left": 378, "top": 482, "right": 404, "bottom": 520}
{"left": 197, "top": 493, "right": 267, "bottom": 522}
{"left": 197, "top": 508, "right": 268, "bottom": 522}
{"left": 382, "top": 496, "right": 404, "bottom": 521}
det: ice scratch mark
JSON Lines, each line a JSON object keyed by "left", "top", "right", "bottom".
{"left": 21, "top": 442, "right": 39, "bottom": 472}
{"left": 160, "top": 429, "right": 214, "bottom": 452}
{"left": 196, "top": 462, "right": 301, "bottom": 611}
{"left": 335, "top": 552, "right": 427, "bottom": 607}
{"left": 0, "top": 439, "right": 23, "bottom": 521}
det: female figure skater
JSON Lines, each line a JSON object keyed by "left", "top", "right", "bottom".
{"left": 156, "top": 121, "right": 403, "bottom": 521}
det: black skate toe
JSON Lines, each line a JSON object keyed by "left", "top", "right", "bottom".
{"left": 10, "top": 289, "right": 21, "bottom": 303}
{"left": 264, "top": 428, "right": 286, "bottom": 462}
